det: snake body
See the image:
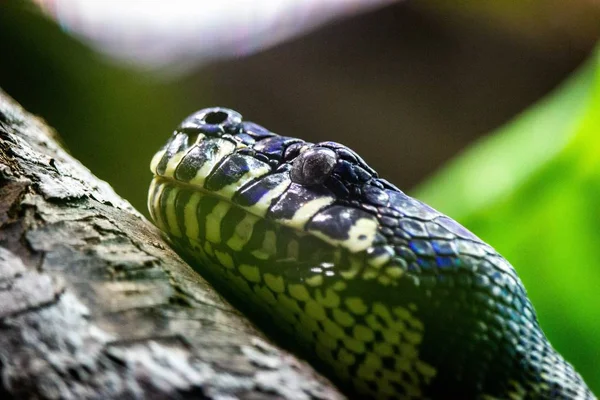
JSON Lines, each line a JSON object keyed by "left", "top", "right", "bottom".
{"left": 148, "top": 108, "right": 594, "bottom": 399}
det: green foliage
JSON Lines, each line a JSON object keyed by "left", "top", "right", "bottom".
{"left": 415, "top": 49, "right": 600, "bottom": 391}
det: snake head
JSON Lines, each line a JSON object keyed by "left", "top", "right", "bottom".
{"left": 152, "top": 107, "right": 388, "bottom": 204}
{"left": 154, "top": 107, "right": 385, "bottom": 192}
{"left": 149, "top": 107, "right": 397, "bottom": 256}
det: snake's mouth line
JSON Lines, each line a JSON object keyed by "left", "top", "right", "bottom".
{"left": 151, "top": 175, "right": 261, "bottom": 219}
{"left": 149, "top": 174, "right": 323, "bottom": 243}
{"left": 150, "top": 163, "right": 382, "bottom": 258}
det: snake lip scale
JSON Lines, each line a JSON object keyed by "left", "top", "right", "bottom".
{"left": 148, "top": 107, "right": 594, "bottom": 399}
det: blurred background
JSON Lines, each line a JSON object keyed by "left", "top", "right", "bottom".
{"left": 1, "top": 0, "right": 598, "bottom": 392}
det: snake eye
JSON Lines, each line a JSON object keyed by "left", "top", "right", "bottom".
{"left": 290, "top": 147, "right": 337, "bottom": 186}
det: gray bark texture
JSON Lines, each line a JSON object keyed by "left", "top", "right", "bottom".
{"left": 0, "top": 89, "right": 343, "bottom": 400}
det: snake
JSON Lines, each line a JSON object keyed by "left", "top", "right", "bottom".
{"left": 147, "top": 107, "right": 594, "bottom": 399}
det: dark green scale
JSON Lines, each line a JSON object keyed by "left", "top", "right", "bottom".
{"left": 148, "top": 108, "right": 595, "bottom": 400}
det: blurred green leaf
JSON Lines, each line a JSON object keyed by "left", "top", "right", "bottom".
{"left": 414, "top": 47, "right": 600, "bottom": 391}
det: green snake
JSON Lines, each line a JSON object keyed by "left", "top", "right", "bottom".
{"left": 148, "top": 107, "right": 594, "bottom": 399}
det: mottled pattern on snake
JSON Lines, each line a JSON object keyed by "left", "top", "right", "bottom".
{"left": 148, "top": 107, "right": 594, "bottom": 399}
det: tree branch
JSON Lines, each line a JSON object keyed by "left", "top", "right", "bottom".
{"left": 0, "top": 89, "right": 343, "bottom": 400}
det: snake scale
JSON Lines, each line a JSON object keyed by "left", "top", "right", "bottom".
{"left": 148, "top": 107, "right": 594, "bottom": 399}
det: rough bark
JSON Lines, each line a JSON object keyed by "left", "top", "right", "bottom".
{"left": 0, "top": 89, "right": 343, "bottom": 400}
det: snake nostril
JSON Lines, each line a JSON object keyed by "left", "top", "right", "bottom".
{"left": 203, "top": 110, "right": 229, "bottom": 125}
{"left": 178, "top": 107, "right": 243, "bottom": 137}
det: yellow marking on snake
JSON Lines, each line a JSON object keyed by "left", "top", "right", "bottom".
{"left": 346, "top": 297, "right": 368, "bottom": 315}
{"left": 354, "top": 324, "right": 375, "bottom": 342}
{"left": 147, "top": 177, "right": 159, "bottom": 222}
{"left": 215, "top": 159, "right": 270, "bottom": 198}
{"left": 373, "top": 342, "right": 394, "bottom": 357}
{"left": 404, "top": 330, "right": 423, "bottom": 346}
{"left": 365, "top": 314, "right": 384, "bottom": 331}
{"left": 164, "top": 187, "right": 182, "bottom": 237}
{"left": 164, "top": 150, "right": 188, "bottom": 178}
{"left": 343, "top": 336, "right": 365, "bottom": 354}
{"left": 394, "top": 306, "right": 412, "bottom": 320}
{"left": 183, "top": 192, "right": 202, "bottom": 240}
{"left": 305, "top": 300, "right": 327, "bottom": 321}
{"left": 227, "top": 213, "right": 259, "bottom": 251}
{"left": 288, "top": 284, "right": 311, "bottom": 302}
{"left": 264, "top": 273, "right": 285, "bottom": 293}
{"left": 378, "top": 275, "right": 392, "bottom": 286}
{"left": 362, "top": 268, "right": 379, "bottom": 280}
{"left": 205, "top": 200, "right": 231, "bottom": 244}
{"left": 416, "top": 361, "right": 437, "bottom": 381}
{"left": 323, "top": 318, "right": 345, "bottom": 339}
{"left": 338, "top": 348, "right": 356, "bottom": 366}
{"left": 385, "top": 265, "right": 404, "bottom": 279}
{"left": 238, "top": 264, "right": 261, "bottom": 283}
{"left": 382, "top": 329, "right": 400, "bottom": 345}
{"left": 189, "top": 139, "right": 236, "bottom": 187}
{"left": 261, "top": 230, "right": 277, "bottom": 256}
{"left": 317, "top": 330, "right": 338, "bottom": 350}
{"left": 370, "top": 248, "right": 393, "bottom": 268}
{"left": 340, "top": 256, "right": 362, "bottom": 280}
{"left": 373, "top": 302, "right": 393, "bottom": 323}
{"left": 214, "top": 250, "right": 234, "bottom": 269}
{"left": 149, "top": 149, "right": 166, "bottom": 174}
{"left": 203, "top": 241, "right": 214, "bottom": 256}
{"left": 277, "top": 293, "right": 303, "bottom": 315}
{"left": 305, "top": 275, "right": 323, "bottom": 287}
{"left": 248, "top": 176, "right": 291, "bottom": 217}
{"left": 255, "top": 285, "right": 277, "bottom": 305}
{"left": 333, "top": 308, "right": 355, "bottom": 327}
{"left": 250, "top": 250, "right": 269, "bottom": 260}
{"left": 297, "top": 312, "right": 319, "bottom": 334}
{"left": 286, "top": 239, "right": 299, "bottom": 259}
{"left": 310, "top": 216, "right": 378, "bottom": 253}
{"left": 316, "top": 288, "right": 340, "bottom": 308}
{"left": 281, "top": 196, "right": 335, "bottom": 229}
{"left": 149, "top": 179, "right": 167, "bottom": 231}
